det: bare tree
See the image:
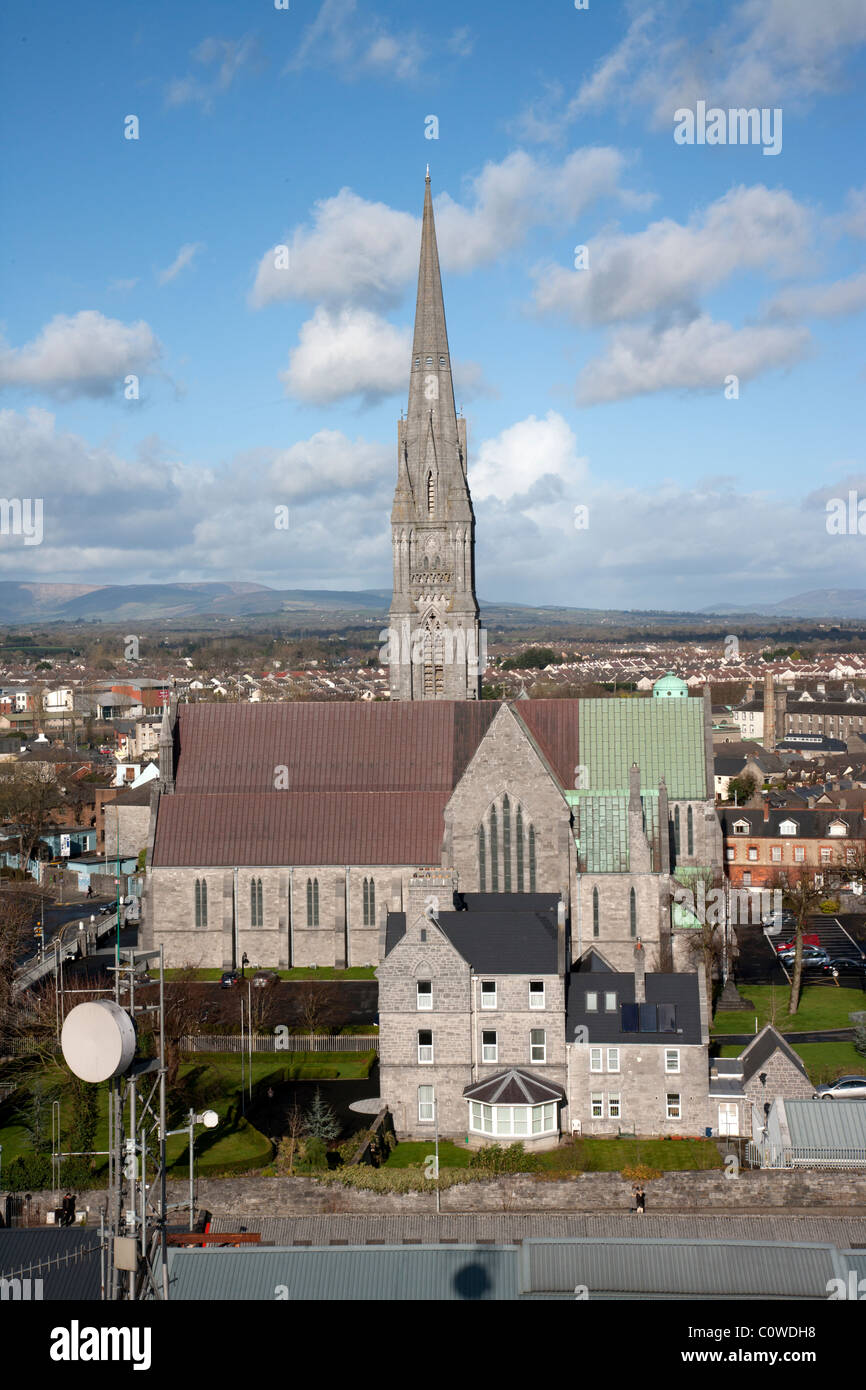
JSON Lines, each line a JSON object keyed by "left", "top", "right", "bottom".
{"left": 139, "top": 966, "right": 210, "bottom": 1088}
{"left": 0, "top": 767, "right": 61, "bottom": 875}
{"left": 769, "top": 868, "right": 827, "bottom": 1016}
{"left": 674, "top": 868, "right": 724, "bottom": 1015}
{"left": 276, "top": 1104, "right": 306, "bottom": 1175}
{"left": 296, "top": 981, "right": 341, "bottom": 1035}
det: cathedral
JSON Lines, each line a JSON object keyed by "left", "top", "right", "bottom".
{"left": 142, "top": 177, "right": 724, "bottom": 1137}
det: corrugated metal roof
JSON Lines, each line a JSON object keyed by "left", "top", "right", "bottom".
{"left": 153, "top": 790, "right": 449, "bottom": 866}
{"left": 0, "top": 1228, "right": 102, "bottom": 1301}
{"left": 524, "top": 1238, "right": 837, "bottom": 1298}
{"left": 784, "top": 1099, "right": 866, "bottom": 1149}
{"left": 163, "top": 1243, "right": 518, "bottom": 1301}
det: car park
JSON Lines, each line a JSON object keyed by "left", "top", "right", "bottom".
{"left": 774, "top": 934, "right": 820, "bottom": 953}
{"left": 252, "top": 970, "right": 279, "bottom": 988}
{"left": 823, "top": 956, "right": 866, "bottom": 976}
{"left": 219, "top": 970, "right": 240, "bottom": 989}
{"left": 813, "top": 1076, "right": 866, "bottom": 1100}
{"left": 777, "top": 946, "right": 829, "bottom": 969}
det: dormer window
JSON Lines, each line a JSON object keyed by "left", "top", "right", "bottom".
{"left": 828, "top": 820, "right": 848, "bottom": 836}
{"left": 733, "top": 820, "right": 749, "bottom": 835}
{"left": 779, "top": 819, "right": 798, "bottom": 835}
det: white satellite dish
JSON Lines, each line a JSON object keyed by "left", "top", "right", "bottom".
{"left": 61, "top": 1000, "right": 137, "bottom": 1083}
{"left": 200, "top": 1110, "right": 219, "bottom": 1129}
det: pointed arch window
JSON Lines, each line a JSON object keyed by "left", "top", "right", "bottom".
{"left": 421, "top": 620, "right": 445, "bottom": 698}
{"left": 529, "top": 825, "right": 537, "bottom": 893}
{"left": 194, "top": 878, "right": 208, "bottom": 928}
{"left": 503, "top": 794, "right": 511, "bottom": 893}
{"left": 687, "top": 805, "right": 694, "bottom": 857}
{"left": 250, "top": 877, "right": 263, "bottom": 928}
{"left": 489, "top": 805, "right": 499, "bottom": 891}
{"left": 427, "top": 471, "right": 435, "bottom": 513}
{"left": 478, "top": 825, "right": 486, "bottom": 892}
{"left": 592, "top": 886, "right": 599, "bottom": 938}
{"left": 516, "top": 805, "right": 524, "bottom": 892}
{"left": 363, "top": 877, "right": 376, "bottom": 927}
{"left": 306, "top": 877, "right": 319, "bottom": 927}
{"left": 674, "top": 805, "right": 681, "bottom": 858}
{"left": 629, "top": 887, "right": 637, "bottom": 938}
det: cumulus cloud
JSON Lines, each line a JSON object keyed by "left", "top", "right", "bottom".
{"left": 157, "top": 242, "right": 205, "bottom": 285}
{"left": 0, "top": 311, "right": 162, "bottom": 399}
{"left": 533, "top": 185, "right": 811, "bottom": 326}
{"left": 576, "top": 316, "right": 810, "bottom": 404}
{"left": 280, "top": 307, "right": 409, "bottom": 405}
{"left": 764, "top": 271, "right": 866, "bottom": 320}
{"left": 470, "top": 411, "right": 587, "bottom": 503}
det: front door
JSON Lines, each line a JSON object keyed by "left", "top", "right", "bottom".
{"left": 718, "top": 1102, "right": 739, "bottom": 1137}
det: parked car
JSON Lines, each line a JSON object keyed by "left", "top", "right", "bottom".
{"left": 813, "top": 1076, "right": 866, "bottom": 1100}
{"left": 764, "top": 910, "right": 797, "bottom": 932}
{"left": 219, "top": 970, "right": 240, "bottom": 989}
{"left": 777, "top": 946, "right": 829, "bottom": 969}
{"left": 774, "top": 933, "right": 820, "bottom": 953}
{"left": 252, "top": 970, "right": 279, "bottom": 988}
{"left": 822, "top": 956, "right": 866, "bottom": 976}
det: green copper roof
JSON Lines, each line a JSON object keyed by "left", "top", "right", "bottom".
{"left": 653, "top": 671, "right": 689, "bottom": 698}
{"left": 577, "top": 698, "right": 706, "bottom": 801}
{"left": 575, "top": 791, "right": 661, "bottom": 874}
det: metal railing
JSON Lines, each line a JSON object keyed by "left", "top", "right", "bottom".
{"left": 179, "top": 1033, "right": 379, "bottom": 1053}
{"left": 746, "top": 1140, "right": 866, "bottom": 1169}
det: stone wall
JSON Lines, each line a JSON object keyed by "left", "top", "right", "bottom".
{"left": 30, "top": 1168, "right": 866, "bottom": 1222}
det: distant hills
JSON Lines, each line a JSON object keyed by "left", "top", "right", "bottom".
{"left": 0, "top": 581, "right": 865, "bottom": 625}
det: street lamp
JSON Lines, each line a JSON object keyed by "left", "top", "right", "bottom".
{"left": 165, "top": 1109, "right": 218, "bottom": 1230}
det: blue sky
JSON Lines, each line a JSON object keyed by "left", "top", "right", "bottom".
{"left": 1, "top": 0, "right": 865, "bottom": 610}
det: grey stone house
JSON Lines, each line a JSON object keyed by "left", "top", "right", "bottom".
{"left": 377, "top": 874, "right": 567, "bottom": 1145}
{"left": 708, "top": 1024, "right": 814, "bottom": 1140}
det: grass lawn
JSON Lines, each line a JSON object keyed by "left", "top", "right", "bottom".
{"left": 181, "top": 1051, "right": 376, "bottom": 1082}
{"left": 719, "top": 1039, "right": 864, "bottom": 1085}
{"left": 163, "top": 967, "right": 376, "bottom": 982}
{"left": 382, "top": 1136, "right": 723, "bottom": 1173}
{"left": 711, "top": 984, "right": 865, "bottom": 1035}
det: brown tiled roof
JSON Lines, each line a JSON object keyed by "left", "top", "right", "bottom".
{"left": 152, "top": 791, "right": 449, "bottom": 866}
{"left": 172, "top": 701, "right": 499, "bottom": 794}
{"left": 516, "top": 700, "right": 580, "bottom": 786}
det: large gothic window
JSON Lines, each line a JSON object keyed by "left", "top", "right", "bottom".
{"left": 427, "top": 471, "right": 435, "bottom": 513}
{"left": 306, "top": 877, "right": 319, "bottom": 927}
{"left": 529, "top": 826, "right": 537, "bottom": 893}
{"left": 674, "top": 805, "right": 681, "bottom": 858}
{"left": 194, "top": 878, "right": 208, "bottom": 928}
{"left": 478, "top": 825, "right": 486, "bottom": 891}
{"left": 421, "top": 621, "right": 444, "bottom": 697}
{"left": 516, "top": 806, "right": 524, "bottom": 891}
{"left": 502, "top": 795, "right": 511, "bottom": 892}
{"left": 592, "top": 886, "right": 599, "bottom": 938}
{"left": 687, "top": 805, "right": 694, "bottom": 857}
{"left": 250, "top": 877, "right": 263, "bottom": 928}
{"left": 363, "top": 877, "right": 376, "bottom": 926}
{"left": 629, "top": 887, "right": 637, "bottom": 938}
{"left": 489, "top": 805, "right": 499, "bottom": 891}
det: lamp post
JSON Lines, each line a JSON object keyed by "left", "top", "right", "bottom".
{"left": 165, "top": 1109, "right": 218, "bottom": 1231}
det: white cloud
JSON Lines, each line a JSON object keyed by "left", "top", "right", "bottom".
{"left": 157, "top": 242, "right": 205, "bottom": 285}
{"left": 289, "top": 0, "right": 423, "bottom": 82}
{"left": 576, "top": 315, "right": 810, "bottom": 404}
{"left": 0, "top": 311, "right": 162, "bottom": 399}
{"left": 280, "top": 307, "right": 410, "bottom": 404}
{"left": 470, "top": 412, "right": 587, "bottom": 503}
{"left": 765, "top": 271, "right": 866, "bottom": 320}
{"left": 534, "top": 185, "right": 811, "bottom": 326}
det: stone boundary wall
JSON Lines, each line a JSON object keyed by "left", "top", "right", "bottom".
{"left": 16, "top": 1168, "right": 866, "bottom": 1222}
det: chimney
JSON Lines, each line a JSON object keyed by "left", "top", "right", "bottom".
{"left": 763, "top": 798, "right": 770, "bottom": 822}
{"left": 764, "top": 672, "right": 776, "bottom": 751}
{"left": 406, "top": 867, "right": 456, "bottom": 930}
{"left": 634, "top": 938, "right": 646, "bottom": 1003}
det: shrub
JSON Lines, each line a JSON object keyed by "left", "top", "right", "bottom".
{"left": 5, "top": 1154, "right": 52, "bottom": 1191}
{"left": 853, "top": 1025, "right": 866, "bottom": 1059}
{"left": 621, "top": 1164, "right": 662, "bottom": 1181}
{"left": 818, "top": 899, "right": 840, "bottom": 914}
{"left": 296, "top": 1135, "right": 328, "bottom": 1172}
{"left": 468, "top": 1142, "right": 539, "bottom": 1174}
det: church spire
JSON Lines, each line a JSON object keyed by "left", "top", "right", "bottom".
{"left": 388, "top": 172, "right": 482, "bottom": 702}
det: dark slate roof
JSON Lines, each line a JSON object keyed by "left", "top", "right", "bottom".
{"left": 738, "top": 1025, "right": 809, "bottom": 1083}
{"left": 463, "top": 1068, "right": 565, "bottom": 1104}
{"left": 718, "top": 807, "right": 866, "bottom": 840}
{"left": 566, "top": 971, "right": 703, "bottom": 1045}
{"left": 385, "top": 894, "right": 561, "bottom": 974}
{"left": 775, "top": 736, "right": 847, "bottom": 752}
{"left": 112, "top": 784, "right": 154, "bottom": 806}
{"left": 0, "top": 1227, "right": 102, "bottom": 1301}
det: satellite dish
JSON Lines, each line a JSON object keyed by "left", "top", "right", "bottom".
{"left": 200, "top": 1110, "right": 219, "bottom": 1129}
{"left": 61, "top": 1000, "right": 137, "bottom": 1083}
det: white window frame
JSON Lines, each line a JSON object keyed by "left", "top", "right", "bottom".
{"left": 529, "top": 1028, "right": 546, "bottom": 1063}
{"left": 529, "top": 980, "right": 545, "bottom": 1009}
{"left": 481, "top": 1030, "right": 498, "bottom": 1064}
{"left": 417, "top": 1029, "right": 433, "bottom": 1064}
{"left": 666, "top": 1092, "right": 681, "bottom": 1120}
{"left": 747, "top": 846, "right": 758, "bottom": 861}
{"left": 418, "top": 1085, "right": 434, "bottom": 1122}
{"left": 794, "top": 846, "right": 805, "bottom": 863}
{"left": 607, "top": 1093, "right": 621, "bottom": 1119}
{"left": 780, "top": 820, "right": 797, "bottom": 836}
{"left": 469, "top": 1102, "right": 556, "bottom": 1137}
{"left": 665, "top": 1048, "right": 680, "bottom": 1074}
{"left": 590, "top": 1092, "right": 603, "bottom": 1119}
{"left": 585, "top": 992, "right": 598, "bottom": 1012}
{"left": 604, "top": 992, "right": 617, "bottom": 1012}
{"left": 480, "top": 980, "right": 497, "bottom": 1010}
{"left": 606, "top": 1047, "right": 620, "bottom": 1073}
{"left": 771, "top": 846, "right": 782, "bottom": 862}
{"left": 590, "top": 1047, "right": 603, "bottom": 1073}
{"left": 416, "top": 980, "right": 432, "bottom": 1011}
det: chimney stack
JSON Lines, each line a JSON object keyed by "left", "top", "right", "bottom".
{"left": 763, "top": 797, "right": 770, "bottom": 822}
{"left": 556, "top": 899, "right": 567, "bottom": 976}
{"left": 634, "top": 938, "right": 646, "bottom": 1003}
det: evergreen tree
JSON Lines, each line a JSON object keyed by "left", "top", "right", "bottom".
{"left": 303, "top": 1087, "right": 341, "bottom": 1140}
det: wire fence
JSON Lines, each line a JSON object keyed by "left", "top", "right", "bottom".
{"left": 746, "top": 1141, "right": 866, "bottom": 1169}
{"left": 180, "top": 1033, "right": 379, "bottom": 1053}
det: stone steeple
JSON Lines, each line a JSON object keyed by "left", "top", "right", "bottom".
{"left": 389, "top": 171, "right": 483, "bottom": 700}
